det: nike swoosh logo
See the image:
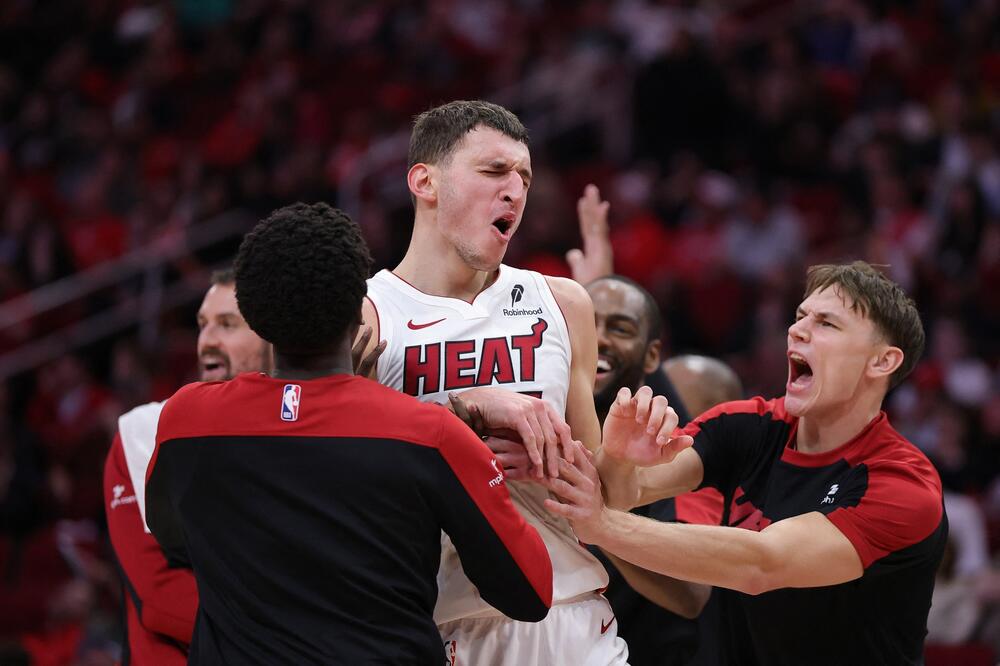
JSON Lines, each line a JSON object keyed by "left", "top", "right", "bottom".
{"left": 600, "top": 615, "right": 615, "bottom": 635}
{"left": 407, "top": 318, "right": 446, "bottom": 330}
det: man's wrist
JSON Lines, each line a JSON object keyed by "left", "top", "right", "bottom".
{"left": 447, "top": 392, "right": 488, "bottom": 438}
{"left": 583, "top": 505, "right": 615, "bottom": 547}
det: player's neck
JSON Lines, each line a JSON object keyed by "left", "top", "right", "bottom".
{"left": 794, "top": 392, "right": 883, "bottom": 455}
{"left": 271, "top": 343, "right": 355, "bottom": 380}
{"left": 395, "top": 233, "right": 498, "bottom": 301}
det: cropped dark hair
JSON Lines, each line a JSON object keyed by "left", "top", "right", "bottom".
{"left": 805, "top": 261, "right": 925, "bottom": 389}
{"left": 408, "top": 100, "right": 529, "bottom": 168}
{"left": 234, "top": 203, "right": 372, "bottom": 353}
{"left": 589, "top": 274, "right": 663, "bottom": 343}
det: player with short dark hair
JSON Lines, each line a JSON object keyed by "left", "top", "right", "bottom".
{"left": 146, "top": 202, "right": 553, "bottom": 665}
{"left": 233, "top": 203, "right": 372, "bottom": 353}
{"left": 546, "top": 261, "right": 946, "bottom": 666}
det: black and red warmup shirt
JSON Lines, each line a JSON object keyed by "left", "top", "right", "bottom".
{"left": 687, "top": 397, "right": 946, "bottom": 666}
{"left": 146, "top": 372, "right": 552, "bottom": 665}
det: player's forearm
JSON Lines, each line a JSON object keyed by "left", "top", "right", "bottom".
{"left": 595, "top": 448, "right": 642, "bottom": 510}
{"left": 590, "top": 509, "right": 781, "bottom": 596}
{"left": 605, "top": 552, "right": 710, "bottom": 619}
{"left": 598, "top": 447, "right": 703, "bottom": 510}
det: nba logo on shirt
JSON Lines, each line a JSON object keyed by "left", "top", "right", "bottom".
{"left": 280, "top": 384, "right": 301, "bottom": 421}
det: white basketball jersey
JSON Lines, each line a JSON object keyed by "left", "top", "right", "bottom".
{"left": 366, "top": 265, "right": 608, "bottom": 622}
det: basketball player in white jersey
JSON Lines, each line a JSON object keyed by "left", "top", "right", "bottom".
{"left": 358, "top": 100, "right": 686, "bottom": 666}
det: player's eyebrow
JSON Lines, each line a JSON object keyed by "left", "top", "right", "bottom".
{"left": 605, "top": 313, "right": 640, "bottom": 328}
{"left": 796, "top": 308, "right": 844, "bottom": 325}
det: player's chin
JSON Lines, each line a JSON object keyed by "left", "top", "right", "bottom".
{"left": 782, "top": 390, "right": 818, "bottom": 418}
{"left": 470, "top": 251, "right": 505, "bottom": 273}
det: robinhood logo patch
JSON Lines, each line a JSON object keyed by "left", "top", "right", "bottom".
{"left": 504, "top": 283, "right": 542, "bottom": 315}
{"left": 510, "top": 284, "right": 523, "bottom": 308}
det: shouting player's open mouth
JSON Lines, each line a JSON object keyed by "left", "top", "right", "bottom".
{"left": 786, "top": 351, "right": 814, "bottom": 393}
{"left": 491, "top": 212, "right": 516, "bottom": 242}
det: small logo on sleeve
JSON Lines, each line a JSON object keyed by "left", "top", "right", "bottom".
{"left": 109, "top": 484, "right": 137, "bottom": 510}
{"left": 281, "top": 384, "right": 301, "bottom": 421}
{"left": 820, "top": 483, "right": 839, "bottom": 505}
{"left": 488, "top": 458, "right": 504, "bottom": 488}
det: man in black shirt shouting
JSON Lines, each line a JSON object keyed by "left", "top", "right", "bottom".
{"left": 546, "top": 261, "right": 945, "bottom": 666}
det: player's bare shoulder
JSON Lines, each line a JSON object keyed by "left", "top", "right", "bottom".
{"left": 543, "top": 275, "right": 595, "bottom": 330}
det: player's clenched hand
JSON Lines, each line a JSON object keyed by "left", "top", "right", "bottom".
{"left": 601, "top": 386, "right": 694, "bottom": 467}
{"left": 541, "top": 442, "right": 606, "bottom": 544}
{"left": 459, "top": 387, "right": 575, "bottom": 479}
{"left": 352, "top": 326, "right": 386, "bottom": 378}
{"left": 566, "top": 183, "right": 613, "bottom": 285}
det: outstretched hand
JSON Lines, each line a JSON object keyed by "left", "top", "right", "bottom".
{"left": 601, "top": 386, "right": 694, "bottom": 467}
{"left": 566, "top": 184, "right": 613, "bottom": 285}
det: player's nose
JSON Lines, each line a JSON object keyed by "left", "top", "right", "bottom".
{"left": 787, "top": 317, "right": 810, "bottom": 343}
{"left": 500, "top": 172, "right": 527, "bottom": 203}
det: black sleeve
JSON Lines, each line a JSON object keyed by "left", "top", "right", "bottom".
{"left": 145, "top": 440, "right": 192, "bottom": 570}
{"left": 687, "top": 400, "right": 787, "bottom": 501}
{"left": 686, "top": 404, "right": 759, "bottom": 499}
{"left": 429, "top": 413, "right": 552, "bottom": 622}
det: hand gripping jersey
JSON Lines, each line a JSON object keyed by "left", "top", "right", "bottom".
{"left": 367, "top": 266, "right": 608, "bottom": 622}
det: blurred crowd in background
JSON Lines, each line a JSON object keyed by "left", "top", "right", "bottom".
{"left": 1, "top": 0, "right": 999, "bottom": 663}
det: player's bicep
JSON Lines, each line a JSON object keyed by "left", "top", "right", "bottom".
{"left": 758, "top": 512, "right": 863, "bottom": 591}
{"left": 548, "top": 276, "right": 601, "bottom": 451}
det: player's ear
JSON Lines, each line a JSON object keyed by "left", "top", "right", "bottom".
{"left": 643, "top": 339, "right": 661, "bottom": 375}
{"left": 867, "top": 344, "right": 903, "bottom": 383}
{"left": 407, "top": 163, "right": 437, "bottom": 205}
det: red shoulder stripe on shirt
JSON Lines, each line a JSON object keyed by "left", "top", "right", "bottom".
{"left": 682, "top": 396, "right": 793, "bottom": 438}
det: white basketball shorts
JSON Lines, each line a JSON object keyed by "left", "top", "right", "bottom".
{"left": 439, "top": 593, "right": 629, "bottom": 666}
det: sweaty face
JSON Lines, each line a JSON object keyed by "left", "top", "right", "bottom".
{"left": 196, "top": 283, "right": 271, "bottom": 381}
{"left": 588, "top": 280, "right": 655, "bottom": 414}
{"left": 434, "top": 126, "right": 532, "bottom": 271}
{"left": 785, "top": 286, "right": 883, "bottom": 418}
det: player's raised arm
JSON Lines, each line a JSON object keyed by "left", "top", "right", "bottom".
{"left": 566, "top": 184, "right": 613, "bottom": 285}
{"left": 431, "top": 411, "right": 553, "bottom": 621}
